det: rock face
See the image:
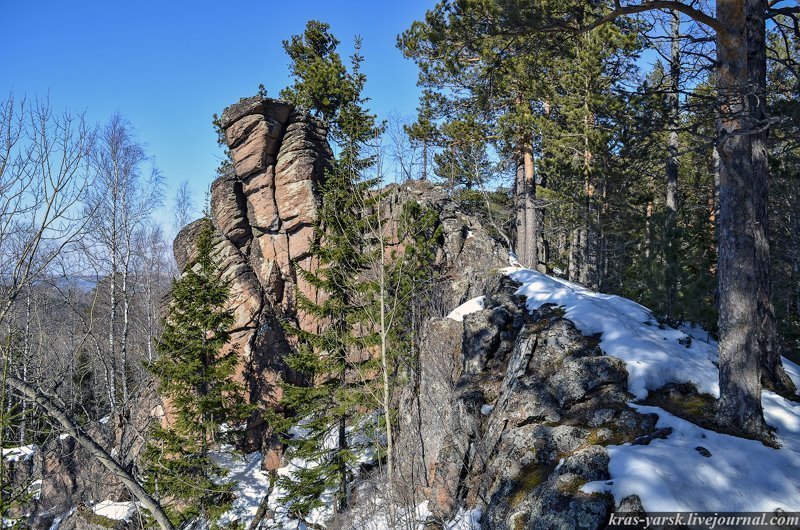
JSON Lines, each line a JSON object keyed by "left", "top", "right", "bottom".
{"left": 174, "top": 96, "right": 330, "bottom": 461}
{"left": 397, "top": 275, "right": 662, "bottom": 529}
{"left": 378, "top": 180, "right": 508, "bottom": 309}
{"left": 174, "top": 96, "right": 508, "bottom": 466}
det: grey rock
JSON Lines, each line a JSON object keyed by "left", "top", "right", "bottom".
{"left": 398, "top": 273, "right": 664, "bottom": 529}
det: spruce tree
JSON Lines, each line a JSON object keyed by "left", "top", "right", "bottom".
{"left": 274, "top": 24, "right": 382, "bottom": 517}
{"left": 280, "top": 20, "right": 351, "bottom": 127}
{"left": 142, "top": 217, "right": 250, "bottom": 526}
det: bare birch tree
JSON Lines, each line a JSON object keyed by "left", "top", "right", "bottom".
{"left": 83, "top": 114, "right": 163, "bottom": 412}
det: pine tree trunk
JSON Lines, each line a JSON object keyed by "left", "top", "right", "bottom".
{"left": 422, "top": 141, "right": 428, "bottom": 181}
{"left": 569, "top": 225, "right": 580, "bottom": 282}
{"left": 536, "top": 174, "right": 549, "bottom": 268}
{"left": 793, "top": 200, "right": 800, "bottom": 322}
{"left": 665, "top": 10, "right": 681, "bottom": 323}
{"left": 714, "top": 0, "right": 787, "bottom": 437}
{"left": 514, "top": 160, "right": 524, "bottom": 260}
{"left": 582, "top": 107, "right": 599, "bottom": 290}
{"left": 514, "top": 139, "right": 539, "bottom": 268}
{"left": 645, "top": 201, "right": 654, "bottom": 260}
{"left": 744, "top": 0, "right": 797, "bottom": 396}
{"left": 600, "top": 175, "right": 609, "bottom": 291}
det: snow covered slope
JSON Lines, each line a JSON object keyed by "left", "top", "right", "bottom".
{"left": 505, "top": 267, "right": 721, "bottom": 400}
{"left": 451, "top": 267, "right": 800, "bottom": 513}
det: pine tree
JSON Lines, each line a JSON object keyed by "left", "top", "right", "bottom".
{"left": 399, "top": 0, "right": 567, "bottom": 269}
{"left": 142, "top": 218, "right": 250, "bottom": 526}
{"left": 433, "top": 115, "right": 491, "bottom": 190}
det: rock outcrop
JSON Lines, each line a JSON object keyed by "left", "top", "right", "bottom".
{"left": 174, "top": 96, "right": 331, "bottom": 462}
{"left": 173, "top": 96, "right": 508, "bottom": 467}
{"left": 398, "top": 275, "right": 663, "bottom": 529}
{"left": 26, "top": 386, "right": 163, "bottom": 530}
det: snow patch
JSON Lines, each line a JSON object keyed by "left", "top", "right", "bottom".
{"left": 2, "top": 445, "right": 37, "bottom": 463}
{"left": 213, "top": 448, "right": 271, "bottom": 528}
{"left": 92, "top": 500, "right": 137, "bottom": 521}
{"left": 345, "top": 500, "right": 481, "bottom": 530}
{"left": 447, "top": 296, "right": 485, "bottom": 322}
{"left": 582, "top": 401, "right": 800, "bottom": 511}
{"left": 505, "top": 268, "right": 719, "bottom": 400}
{"left": 47, "top": 508, "right": 75, "bottom": 530}
{"left": 503, "top": 267, "right": 800, "bottom": 514}
{"left": 30, "top": 479, "right": 42, "bottom": 500}
{"left": 444, "top": 506, "right": 483, "bottom": 529}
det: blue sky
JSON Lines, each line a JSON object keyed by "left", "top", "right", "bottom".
{"left": 1, "top": 0, "right": 432, "bottom": 231}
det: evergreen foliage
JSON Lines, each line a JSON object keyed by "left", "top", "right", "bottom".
{"left": 434, "top": 115, "right": 492, "bottom": 189}
{"left": 280, "top": 20, "right": 353, "bottom": 131}
{"left": 403, "top": 94, "right": 439, "bottom": 180}
{"left": 142, "top": 218, "right": 250, "bottom": 526}
{"left": 382, "top": 199, "right": 443, "bottom": 369}
{"left": 767, "top": 21, "right": 800, "bottom": 361}
{"left": 273, "top": 21, "right": 383, "bottom": 516}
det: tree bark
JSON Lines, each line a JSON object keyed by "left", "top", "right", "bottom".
{"left": 744, "top": 0, "right": 797, "bottom": 397}
{"left": 715, "top": 0, "right": 771, "bottom": 436}
{"left": 514, "top": 139, "right": 538, "bottom": 268}
{"left": 582, "top": 100, "right": 599, "bottom": 290}
{"left": 665, "top": 10, "right": 681, "bottom": 322}
{"left": 5, "top": 376, "right": 175, "bottom": 530}
{"left": 523, "top": 142, "right": 538, "bottom": 268}
{"left": 569, "top": 225, "right": 581, "bottom": 282}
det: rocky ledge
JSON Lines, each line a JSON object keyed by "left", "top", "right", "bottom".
{"left": 397, "top": 275, "right": 663, "bottom": 529}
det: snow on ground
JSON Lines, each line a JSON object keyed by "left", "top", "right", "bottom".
{"left": 330, "top": 497, "right": 429, "bottom": 530}
{"left": 444, "top": 507, "right": 483, "bottom": 529}
{"left": 47, "top": 508, "right": 75, "bottom": 530}
{"left": 213, "top": 448, "right": 271, "bottom": 528}
{"left": 264, "top": 417, "right": 383, "bottom": 528}
{"left": 338, "top": 498, "right": 482, "bottom": 530}
{"left": 212, "top": 414, "right": 480, "bottom": 529}
{"left": 216, "top": 266, "right": 800, "bottom": 522}
{"left": 92, "top": 500, "right": 138, "bottom": 521}
{"left": 210, "top": 416, "right": 385, "bottom": 529}
{"left": 30, "top": 479, "right": 42, "bottom": 500}
{"left": 448, "top": 268, "right": 723, "bottom": 400}
{"left": 503, "top": 267, "right": 721, "bottom": 400}
{"left": 583, "top": 400, "right": 800, "bottom": 511}
{"left": 451, "top": 267, "right": 800, "bottom": 513}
